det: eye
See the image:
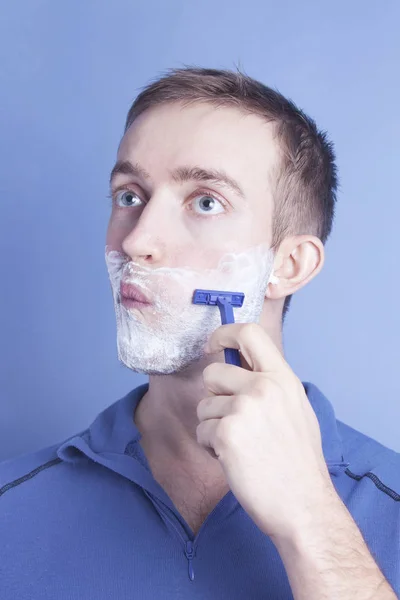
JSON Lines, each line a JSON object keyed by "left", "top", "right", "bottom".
{"left": 192, "top": 193, "right": 225, "bottom": 216}
{"left": 111, "top": 188, "right": 226, "bottom": 216}
{"left": 114, "top": 190, "right": 142, "bottom": 208}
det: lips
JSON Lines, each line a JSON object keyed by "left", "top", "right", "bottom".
{"left": 120, "top": 281, "right": 152, "bottom": 304}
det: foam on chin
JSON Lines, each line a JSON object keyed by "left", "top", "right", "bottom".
{"left": 105, "top": 244, "right": 276, "bottom": 375}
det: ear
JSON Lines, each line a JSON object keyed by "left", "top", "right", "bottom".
{"left": 266, "top": 235, "right": 325, "bottom": 300}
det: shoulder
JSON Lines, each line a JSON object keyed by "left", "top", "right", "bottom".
{"left": 0, "top": 430, "right": 88, "bottom": 501}
{"left": 338, "top": 419, "right": 400, "bottom": 502}
{"left": 335, "top": 421, "right": 400, "bottom": 594}
{"left": 0, "top": 443, "right": 62, "bottom": 498}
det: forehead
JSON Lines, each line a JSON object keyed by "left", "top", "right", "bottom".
{"left": 117, "top": 102, "right": 279, "bottom": 193}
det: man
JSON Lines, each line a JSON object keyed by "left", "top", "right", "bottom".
{"left": 1, "top": 67, "right": 399, "bottom": 599}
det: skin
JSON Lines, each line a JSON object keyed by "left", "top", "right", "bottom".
{"left": 106, "top": 102, "right": 397, "bottom": 599}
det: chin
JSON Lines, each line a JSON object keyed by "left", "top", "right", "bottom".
{"left": 117, "top": 346, "right": 205, "bottom": 377}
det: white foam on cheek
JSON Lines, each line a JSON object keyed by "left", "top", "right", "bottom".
{"left": 105, "top": 243, "right": 275, "bottom": 375}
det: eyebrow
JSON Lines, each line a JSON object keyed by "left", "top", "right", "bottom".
{"left": 109, "top": 160, "right": 245, "bottom": 199}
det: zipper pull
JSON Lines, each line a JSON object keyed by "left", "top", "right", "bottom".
{"left": 185, "top": 540, "right": 195, "bottom": 581}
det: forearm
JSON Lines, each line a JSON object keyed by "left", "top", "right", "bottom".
{"left": 271, "top": 492, "right": 397, "bottom": 600}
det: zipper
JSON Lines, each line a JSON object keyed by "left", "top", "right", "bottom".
{"left": 144, "top": 490, "right": 197, "bottom": 581}
{"left": 185, "top": 540, "right": 195, "bottom": 581}
{"left": 144, "top": 488, "right": 234, "bottom": 581}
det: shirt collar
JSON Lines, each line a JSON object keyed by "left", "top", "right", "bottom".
{"left": 87, "top": 383, "right": 148, "bottom": 454}
{"left": 58, "top": 381, "right": 346, "bottom": 472}
{"left": 303, "top": 381, "right": 346, "bottom": 470}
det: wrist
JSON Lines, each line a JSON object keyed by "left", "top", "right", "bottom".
{"left": 271, "top": 481, "right": 344, "bottom": 557}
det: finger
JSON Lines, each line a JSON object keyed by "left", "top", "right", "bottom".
{"left": 197, "top": 395, "right": 233, "bottom": 422}
{"left": 207, "top": 323, "right": 287, "bottom": 374}
{"left": 203, "top": 362, "right": 255, "bottom": 396}
{"left": 196, "top": 418, "right": 220, "bottom": 456}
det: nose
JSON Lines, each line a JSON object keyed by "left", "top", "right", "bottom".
{"left": 120, "top": 192, "right": 176, "bottom": 265}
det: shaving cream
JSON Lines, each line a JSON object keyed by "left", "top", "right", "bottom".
{"left": 105, "top": 243, "right": 276, "bottom": 375}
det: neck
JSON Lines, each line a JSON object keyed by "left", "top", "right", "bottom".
{"left": 134, "top": 316, "right": 284, "bottom": 465}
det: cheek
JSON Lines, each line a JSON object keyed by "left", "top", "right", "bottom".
{"left": 196, "top": 235, "right": 248, "bottom": 266}
{"left": 105, "top": 220, "right": 119, "bottom": 249}
{"left": 105, "top": 216, "right": 114, "bottom": 246}
{"left": 106, "top": 210, "right": 135, "bottom": 248}
{"left": 181, "top": 247, "right": 235, "bottom": 274}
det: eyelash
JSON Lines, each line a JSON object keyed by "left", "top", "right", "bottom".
{"left": 108, "top": 186, "right": 228, "bottom": 218}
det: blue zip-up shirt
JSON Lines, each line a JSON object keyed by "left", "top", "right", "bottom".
{"left": 1, "top": 382, "right": 399, "bottom": 599}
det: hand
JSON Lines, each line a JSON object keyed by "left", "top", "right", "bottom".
{"left": 196, "top": 323, "right": 336, "bottom": 543}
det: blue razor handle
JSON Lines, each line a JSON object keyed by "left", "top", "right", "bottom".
{"left": 192, "top": 289, "right": 245, "bottom": 367}
{"left": 216, "top": 297, "right": 242, "bottom": 367}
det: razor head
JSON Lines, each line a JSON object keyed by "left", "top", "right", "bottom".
{"left": 192, "top": 289, "right": 245, "bottom": 307}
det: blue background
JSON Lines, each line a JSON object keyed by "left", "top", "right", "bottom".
{"left": 1, "top": 0, "right": 399, "bottom": 461}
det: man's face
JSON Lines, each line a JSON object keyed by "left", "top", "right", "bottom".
{"left": 106, "top": 102, "right": 279, "bottom": 375}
